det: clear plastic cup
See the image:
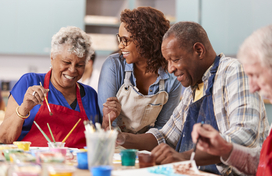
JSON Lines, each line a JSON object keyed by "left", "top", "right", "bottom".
{"left": 9, "top": 153, "right": 36, "bottom": 163}
{"left": 47, "top": 164, "right": 75, "bottom": 176}
{"left": 36, "top": 151, "right": 65, "bottom": 164}
{"left": 48, "top": 142, "right": 65, "bottom": 148}
{"left": 49, "top": 147, "right": 67, "bottom": 157}
{"left": 85, "top": 130, "right": 117, "bottom": 168}
{"left": 9, "top": 163, "right": 41, "bottom": 176}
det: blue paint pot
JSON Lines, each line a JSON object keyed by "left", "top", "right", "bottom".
{"left": 91, "top": 166, "right": 112, "bottom": 176}
{"left": 77, "top": 151, "right": 88, "bottom": 169}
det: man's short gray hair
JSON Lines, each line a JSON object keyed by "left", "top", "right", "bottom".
{"left": 163, "top": 21, "right": 211, "bottom": 51}
{"left": 51, "top": 26, "right": 94, "bottom": 61}
{"left": 238, "top": 25, "right": 272, "bottom": 68}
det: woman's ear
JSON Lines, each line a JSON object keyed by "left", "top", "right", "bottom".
{"left": 50, "top": 54, "right": 54, "bottom": 69}
{"left": 193, "top": 42, "right": 205, "bottom": 59}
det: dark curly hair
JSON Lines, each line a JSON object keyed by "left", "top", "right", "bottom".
{"left": 120, "top": 6, "right": 170, "bottom": 73}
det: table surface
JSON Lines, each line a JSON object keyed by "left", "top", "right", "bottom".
{"left": 74, "top": 164, "right": 219, "bottom": 176}
{"left": 75, "top": 163, "right": 138, "bottom": 176}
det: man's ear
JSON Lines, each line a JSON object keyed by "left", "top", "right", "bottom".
{"left": 193, "top": 42, "right": 205, "bottom": 59}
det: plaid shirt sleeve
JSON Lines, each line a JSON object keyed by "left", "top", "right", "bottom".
{"left": 213, "top": 57, "right": 269, "bottom": 147}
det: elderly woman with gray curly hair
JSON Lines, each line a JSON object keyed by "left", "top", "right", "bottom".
{"left": 0, "top": 26, "right": 101, "bottom": 148}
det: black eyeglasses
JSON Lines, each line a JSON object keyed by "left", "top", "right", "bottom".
{"left": 116, "top": 34, "right": 133, "bottom": 46}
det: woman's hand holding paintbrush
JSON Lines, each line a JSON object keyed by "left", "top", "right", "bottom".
{"left": 17, "top": 83, "right": 50, "bottom": 118}
{"left": 102, "top": 97, "right": 121, "bottom": 129}
{"left": 191, "top": 123, "right": 233, "bottom": 161}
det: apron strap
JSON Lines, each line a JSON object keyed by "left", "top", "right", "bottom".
{"left": 124, "top": 71, "right": 132, "bottom": 87}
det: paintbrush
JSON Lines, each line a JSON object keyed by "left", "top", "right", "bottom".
{"left": 62, "top": 118, "right": 82, "bottom": 143}
{"left": 39, "top": 82, "right": 53, "bottom": 116}
{"left": 190, "top": 121, "right": 204, "bottom": 161}
{"left": 108, "top": 114, "right": 111, "bottom": 130}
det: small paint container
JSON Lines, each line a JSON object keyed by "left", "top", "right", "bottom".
{"left": 91, "top": 166, "right": 112, "bottom": 176}
{"left": 47, "top": 164, "right": 75, "bottom": 176}
{"left": 77, "top": 151, "right": 88, "bottom": 169}
{"left": 13, "top": 141, "right": 31, "bottom": 151}
{"left": 10, "top": 163, "right": 41, "bottom": 176}
{"left": 3, "top": 149, "right": 24, "bottom": 161}
{"left": 138, "top": 151, "right": 155, "bottom": 168}
{"left": 120, "top": 149, "right": 137, "bottom": 166}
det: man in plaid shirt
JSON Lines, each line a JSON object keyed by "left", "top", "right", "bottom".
{"left": 121, "top": 21, "right": 269, "bottom": 175}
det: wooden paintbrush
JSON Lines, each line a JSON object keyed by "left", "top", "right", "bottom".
{"left": 39, "top": 82, "right": 53, "bottom": 116}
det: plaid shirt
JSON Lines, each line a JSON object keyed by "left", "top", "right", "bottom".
{"left": 147, "top": 54, "right": 269, "bottom": 150}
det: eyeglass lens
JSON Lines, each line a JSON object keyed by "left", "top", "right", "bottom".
{"left": 116, "top": 34, "right": 128, "bottom": 46}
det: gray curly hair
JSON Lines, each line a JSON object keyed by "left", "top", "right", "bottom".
{"left": 51, "top": 26, "right": 93, "bottom": 61}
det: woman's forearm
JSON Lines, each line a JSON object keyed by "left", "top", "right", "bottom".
{"left": 0, "top": 95, "right": 28, "bottom": 143}
{"left": 0, "top": 112, "right": 25, "bottom": 143}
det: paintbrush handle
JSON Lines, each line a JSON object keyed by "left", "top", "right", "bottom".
{"left": 34, "top": 121, "right": 51, "bottom": 143}
{"left": 193, "top": 138, "right": 200, "bottom": 153}
{"left": 108, "top": 114, "right": 111, "bottom": 130}
{"left": 39, "top": 82, "right": 52, "bottom": 115}
{"left": 47, "top": 123, "right": 55, "bottom": 143}
{"left": 44, "top": 97, "right": 51, "bottom": 111}
{"left": 62, "top": 118, "right": 81, "bottom": 143}
{"left": 191, "top": 121, "right": 204, "bottom": 160}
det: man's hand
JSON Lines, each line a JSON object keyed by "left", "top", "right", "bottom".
{"left": 191, "top": 123, "right": 233, "bottom": 160}
{"left": 151, "top": 143, "right": 186, "bottom": 165}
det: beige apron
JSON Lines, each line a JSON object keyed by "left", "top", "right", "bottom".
{"left": 116, "top": 71, "right": 168, "bottom": 133}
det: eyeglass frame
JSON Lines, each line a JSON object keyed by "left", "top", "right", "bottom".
{"left": 116, "top": 34, "right": 133, "bottom": 47}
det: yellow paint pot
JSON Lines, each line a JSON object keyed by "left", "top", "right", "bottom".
{"left": 13, "top": 141, "right": 31, "bottom": 151}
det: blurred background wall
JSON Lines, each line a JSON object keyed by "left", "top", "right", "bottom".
{"left": 1, "top": 0, "right": 272, "bottom": 122}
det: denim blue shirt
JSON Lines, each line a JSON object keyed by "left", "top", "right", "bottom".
{"left": 98, "top": 53, "right": 182, "bottom": 129}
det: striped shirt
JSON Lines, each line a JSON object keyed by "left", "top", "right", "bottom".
{"left": 147, "top": 54, "right": 269, "bottom": 168}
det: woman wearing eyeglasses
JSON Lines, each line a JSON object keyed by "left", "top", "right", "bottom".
{"left": 98, "top": 7, "right": 182, "bottom": 134}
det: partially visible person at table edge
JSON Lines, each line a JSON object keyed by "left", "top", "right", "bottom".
{"left": 0, "top": 88, "right": 5, "bottom": 111}
{"left": 0, "top": 26, "right": 101, "bottom": 148}
{"left": 118, "top": 21, "right": 269, "bottom": 175}
{"left": 79, "top": 50, "right": 100, "bottom": 92}
{"left": 98, "top": 7, "right": 182, "bottom": 133}
{"left": 191, "top": 25, "right": 272, "bottom": 176}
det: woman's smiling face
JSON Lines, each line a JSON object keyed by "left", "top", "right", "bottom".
{"left": 117, "top": 22, "right": 143, "bottom": 64}
{"left": 50, "top": 45, "right": 86, "bottom": 90}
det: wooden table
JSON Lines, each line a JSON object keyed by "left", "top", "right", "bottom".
{"left": 75, "top": 163, "right": 134, "bottom": 176}
{"left": 73, "top": 147, "right": 218, "bottom": 176}
{"left": 74, "top": 161, "right": 219, "bottom": 176}
{"left": 74, "top": 146, "right": 129, "bottom": 175}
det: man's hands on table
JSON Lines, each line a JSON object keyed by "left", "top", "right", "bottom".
{"left": 151, "top": 143, "right": 187, "bottom": 165}
{"left": 151, "top": 143, "right": 222, "bottom": 166}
